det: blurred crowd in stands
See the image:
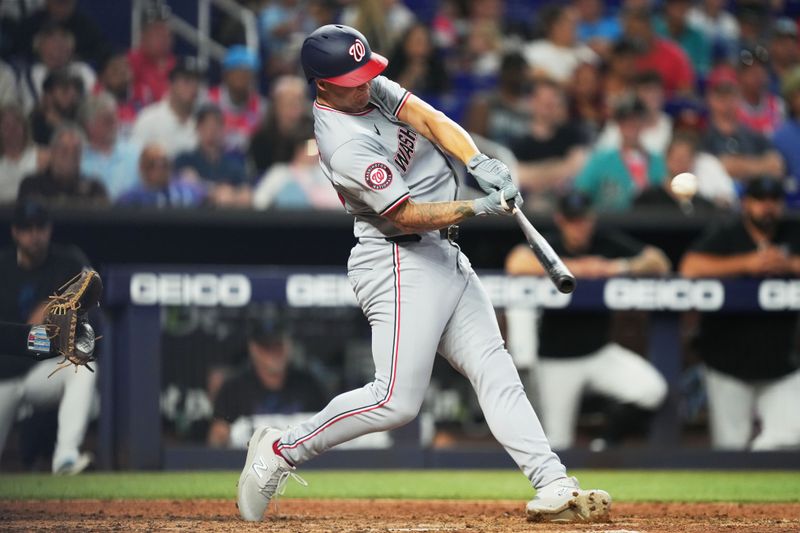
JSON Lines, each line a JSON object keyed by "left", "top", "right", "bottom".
{"left": 0, "top": 0, "right": 799, "bottom": 213}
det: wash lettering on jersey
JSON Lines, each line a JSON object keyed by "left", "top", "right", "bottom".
{"left": 394, "top": 127, "right": 417, "bottom": 173}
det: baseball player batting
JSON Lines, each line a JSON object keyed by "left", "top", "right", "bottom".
{"left": 237, "top": 24, "right": 611, "bottom": 523}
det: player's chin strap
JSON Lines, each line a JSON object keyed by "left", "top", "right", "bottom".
{"left": 261, "top": 469, "right": 308, "bottom": 513}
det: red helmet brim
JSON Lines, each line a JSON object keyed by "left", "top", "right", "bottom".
{"left": 321, "top": 53, "right": 388, "bottom": 87}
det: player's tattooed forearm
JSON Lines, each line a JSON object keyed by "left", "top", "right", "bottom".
{"left": 394, "top": 201, "right": 475, "bottom": 231}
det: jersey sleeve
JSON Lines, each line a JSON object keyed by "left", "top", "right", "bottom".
{"left": 369, "top": 75, "right": 411, "bottom": 118}
{"left": 330, "top": 136, "right": 411, "bottom": 216}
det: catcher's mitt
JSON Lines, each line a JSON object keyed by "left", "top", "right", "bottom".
{"left": 44, "top": 269, "right": 103, "bottom": 376}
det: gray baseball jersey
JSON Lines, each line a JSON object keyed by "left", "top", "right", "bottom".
{"left": 313, "top": 76, "right": 458, "bottom": 238}
{"left": 276, "top": 77, "right": 568, "bottom": 490}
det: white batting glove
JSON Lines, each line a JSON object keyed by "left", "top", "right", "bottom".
{"left": 467, "top": 153, "right": 513, "bottom": 195}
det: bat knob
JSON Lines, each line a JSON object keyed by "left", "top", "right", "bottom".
{"left": 556, "top": 275, "right": 577, "bottom": 294}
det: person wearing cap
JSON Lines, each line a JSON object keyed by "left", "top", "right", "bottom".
{"left": 654, "top": 0, "right": 711, "bottom": 76}
{"left": 238, "top": 24, "right": 611, "bottom": 523}
{"left": 703, "top": 66, "right": 784, "bottom": 190}
{"left": 132, "top": 59, "right": 202, "bottom": 157}
{"left": 621, "top": 6, "right": 695, "bottom": 97}
{"left": 772, "top": 65, "right": 800, "bottom": 208}
{"left": 206, "top": 46, "right": 266, "bottom": 158}
{"left": 208, "top": 312, "right": 326, "bottom": 448}
{"left": 596, "top": 71, "right": 673, "bottom": 156}
{"left": 575, "top": 95, "right": 667, "bottom": 212}
{"left": 768, "top": 18, "right": 800, "bottom": 94}
{"left": 680, "top": 177, "right": 800, "bottom": 450}
{"left": 505, "top": 190, "right": 669, "bottom": 451}
{"left": 18, "top": 125, "right": 108, "bottom": 205}
{"left": 128, "top": 3, "right": 176, "bottom": 106}
{"left": 28, "top": 68, "right": 84, "bottom": 146}
{"left": 0, "top": 199, "right": 97, "bottom": 473}
{"left": 19, "top": 21, "right": 96, "bottom": 114}
{"left": 735, "top": 47, "right": 785, "bottom": 136}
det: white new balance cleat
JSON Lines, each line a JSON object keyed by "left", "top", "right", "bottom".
{"left": 526, "top": 476, "right": 611, "bottom": 522}
{"left": 236, "top": 426, "right": 307, "bottom": 521}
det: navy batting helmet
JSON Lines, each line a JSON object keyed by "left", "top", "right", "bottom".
{"left": 301, "top": 24, "right": 388, "bottom": 87}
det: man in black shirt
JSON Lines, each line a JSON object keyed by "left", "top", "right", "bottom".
{"left": 505, "top": 191, "right": 670, "bottom": 449}
{"left": 508, "top": 79, "right": 589, "bottom": 207}
{"left": 680, "top": 177, "right": 800, "bottom": 450}
{"left": 209, "top": 314, "right": 326, "bottom": 447}
{"left": 0, "top": 201, "right": 96, "bottom": 473}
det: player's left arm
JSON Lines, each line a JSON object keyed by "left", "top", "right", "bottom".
{"left": 396, "top": 94, "right": 515, "bottom": 195}
{"left": 396, "top": 94, "right": 480, "bottom": 164}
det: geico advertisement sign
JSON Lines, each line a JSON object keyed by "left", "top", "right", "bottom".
{"left": 130, "top": 273, "right": 251, "bottom": 306}
{"left": 759, "top": 280, "right": 800, "bottom": 310}
{"left": 604, "top": 279, "right": 725, "bottom": 310}
{"left": 287, "top": 274, "right": 358, "bottom": 307}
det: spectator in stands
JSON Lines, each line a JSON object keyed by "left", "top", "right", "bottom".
{"left": 384, "top": 24, "right": 449, "bottom": 100}
{"left": 253, "top": 134, "right": 341, "bottom": 210}
{"left": 774, "top": 66, "right": 800, "bottom": 209}
{"left": 575, "top": 95, "right": 666, "bottom": 212}
{"left": 465, "top": 52, "right": 531, "bottom": 147}
{"left": 654, "top": 0, "right": 711, "bottom": 77}
{"left": 248, "top": 76, "right": 312, "bottom": 176}
{"left": 702, "top": 68, "right": 784, "bottom": 189}
{"left": 0, "top": 200, "right": 97, "bottom": 474}
{"left": 208, "top": 313, "right": 326, "bottom": 448}
{"left": 117, "top": 144, "right": 205, "bottom": 208}
{"left": 10, "top": 0, "right": 107, "bottom": 63}
{"left": 509, "top": 79, "right": 589, "bottom": 204}
{"left": 505, "top": 190, "right": 669, "bottom": 450}
{"left": 19, "top": 22, "right": 95, "bottom": 113}
{"left": 634, "top": 133, "right": 724, "bottom": 214}
{"left": 94, "top": 50, "right": 138, "bottom": 139}
{"left": 341, "top": 0, "right": 416, "bottom": 55}
{"left": 18, "top": 126, "right": 107, "bottom": 205}
{"left": 768, "top": 18, "right": 800, "bottom": 94}
{"left": 206, "top": 46, "right": 265, "bottom": 158}
{"left": 132, "top": 59, "right": 201, "bottom": 157}
{"left": 0, "top": 106, "right": 49, "bottom": 204}
{"left": 29, "top": 69, "right": 83, "bottom": 146}
{"left": 735, "top": 47, "right": 785, "bottom": 136}
{"left": 0, "top": 60, "right": 20, "bottom": 107}
{"left": 680, "top": 177, "right": 800, "bottom": 450}
{"left": 79, "top": 93, "right": 142, "bottom": 201}
{"left": 175, "top": 104, "right": 250, "bottom": 208}
{"left": 523, "top": 4, "right": 598, "bottom": 84}
{"left": 603, "top": 39, "right": 639, "bottom": 106}
{"left": 621, "top": 6, "right": 695, "bottom": 96}
{"left": 573, "top": 0, "right": 621, "bottom": 57}
{"left": 462, "top": 20, "right": 503, "bottom": 80}
{"left": 688, "top": 0, "right": 739, "bottom": 65}
{"left": 568, "top": 61, "right": 605, "bottom": 141}
{"left": 128, "top": 3, "right": 176, "bottom": 107}
{"left": 596, "top": 71, "right": 672, "bottom": 156}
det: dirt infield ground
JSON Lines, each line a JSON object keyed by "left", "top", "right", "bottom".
{"left": 2, "top": 499, "right": 799, "bottom": 532}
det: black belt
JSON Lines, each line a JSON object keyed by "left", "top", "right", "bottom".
{"left": 385, "top": 225, "right": 459, "bottom": 243}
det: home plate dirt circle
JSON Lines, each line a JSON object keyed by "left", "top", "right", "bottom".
{"left": 2, "top": 499, "right": 799, "bottom": 532}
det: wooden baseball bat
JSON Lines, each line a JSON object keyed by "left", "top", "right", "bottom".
{"left": 512, "top": 208, "right": 576, "bottom": 294}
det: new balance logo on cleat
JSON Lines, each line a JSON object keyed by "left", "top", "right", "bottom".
{"left": 252, "top": 456, "right": 269, "bottom": 478}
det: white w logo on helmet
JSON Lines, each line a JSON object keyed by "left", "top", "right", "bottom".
{"left": 348, "top": 39, "right": 366, "bottom": 62}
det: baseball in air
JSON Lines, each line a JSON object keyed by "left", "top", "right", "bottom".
{"left": 670, "top": 172, "right": 698, "bottom": 198}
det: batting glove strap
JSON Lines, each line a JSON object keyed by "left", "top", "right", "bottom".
{"left": 467, "top": 153, "right": 513, "bottom": 194}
